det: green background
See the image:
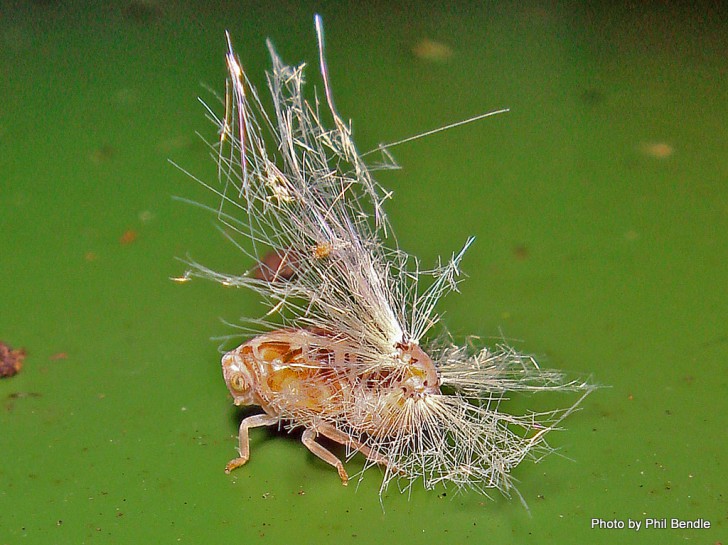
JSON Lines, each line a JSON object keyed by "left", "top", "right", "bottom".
{"left": 1, "top": 1, "right": 726, "bottom": 543}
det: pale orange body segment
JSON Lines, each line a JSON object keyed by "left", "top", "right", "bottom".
{"left": 221, "top": 328, "right": 440, "bottom": 484}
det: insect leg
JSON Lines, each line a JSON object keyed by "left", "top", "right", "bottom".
{"left": 317, "top": 423, "right": 401, "bottom": 475}
{"left": 301, "top": 428, "right": 349, "bottom": 485}
{"left": 225, "top": 414, "right": 280, "bottom": 474}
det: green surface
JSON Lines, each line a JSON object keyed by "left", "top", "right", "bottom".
{"left": 1, "top": 2, "right": 726, "bottom": 543}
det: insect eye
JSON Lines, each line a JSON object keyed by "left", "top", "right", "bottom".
{"left": 230, "top": 373, "right": 248, "bottom": 392}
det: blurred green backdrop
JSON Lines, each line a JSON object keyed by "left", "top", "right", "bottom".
{"left": 1, "top": 1, "right": 726, "bottom": 543}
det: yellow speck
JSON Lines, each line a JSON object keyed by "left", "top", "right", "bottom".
{"left": 412, "top": 39, "right": 454, "bottom": 62}
{"left": 639, "top": 142, "right": 674, "bottom": 159}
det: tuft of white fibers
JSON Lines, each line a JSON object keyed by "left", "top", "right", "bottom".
{"left": 175, "top": 14, "right": 595, "bottom": 504}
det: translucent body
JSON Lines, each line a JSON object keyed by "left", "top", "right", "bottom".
{"left": 222, "top": 328, "right": 439, "bottom": 483}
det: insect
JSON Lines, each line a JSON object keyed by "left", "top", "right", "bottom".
{"left": 177, "top": 15, "right": 593, "bottom": 500}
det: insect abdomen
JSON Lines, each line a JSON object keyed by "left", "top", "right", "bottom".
{"left": 235, "top": 331, "right": 352, "bottom": 422}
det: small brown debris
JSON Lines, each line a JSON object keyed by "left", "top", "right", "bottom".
{"left": 512, "top": 244, "right": 529, "bottom": 260}
{"left": 0, "top": 342, "right": 26, "bottom": 378}
{"left": 49, "top": 352, "right": 68, "bottom": 361}
{"left": 119, "top": 229, "right": 138, "bottom": 245}
{"left": 8, "top": 392, "right": 41, "bottom": 400}
{"left": 252, "top": 244, "right": 333, "bottom": 282}
{"left": 252, "top": 250, "right": 296, "bottom": 282}
{"left": 5, "top": 391, "right": 41, "bottom": 411}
